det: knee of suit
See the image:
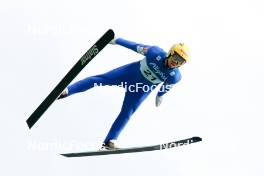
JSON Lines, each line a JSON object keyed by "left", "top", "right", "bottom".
{"left": 119, "top": 105, "right": 137, "bottom": 120}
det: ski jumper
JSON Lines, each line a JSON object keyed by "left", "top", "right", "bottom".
{"left": 66, "top": 38, "right": 182, "bottom": 143}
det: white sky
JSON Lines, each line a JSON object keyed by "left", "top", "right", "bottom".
{"left": 0, "top": 0, "right": 264, "bottom": 175}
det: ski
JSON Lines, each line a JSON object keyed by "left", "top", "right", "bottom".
{"left": 26, "top": 29, "right": 115, "bottom": 129}
{"left": 61, "top": 136, "right": 202, "bottom": 157}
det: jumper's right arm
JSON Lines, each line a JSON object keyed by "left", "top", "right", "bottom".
{"left": 111, "top": 38, "right": 150, "bottom": 55}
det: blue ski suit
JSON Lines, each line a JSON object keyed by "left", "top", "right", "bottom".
{"left": 66, "top": 38, "right": 182, "bottom": 143}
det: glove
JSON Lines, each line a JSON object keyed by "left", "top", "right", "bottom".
{"left": 155, "top": 95, "right": 163, "bottom": 107}
{"left": 109, "top": 37, "right": 117, "bottom": 45}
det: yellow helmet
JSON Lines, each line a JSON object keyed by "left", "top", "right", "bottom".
{"left": 168, "top": 43, "right": 190, "bottom": 62}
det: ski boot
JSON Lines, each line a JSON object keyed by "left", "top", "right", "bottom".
{"left": 100, "top": 140, "right": 119, "bottom": 150}
{"left": 57, "top": 88, "right": 68, "bottom": 99}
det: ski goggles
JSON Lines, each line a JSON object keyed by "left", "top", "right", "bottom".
{"left": 170, "top": 52, "right": 186, "bottom": 63}
{"left": 169, "top": 52, "right": 186, "bottom": 66}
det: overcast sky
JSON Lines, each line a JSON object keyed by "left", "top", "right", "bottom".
{"left": 0, "top": 0, "right": 263, "bottom": 175}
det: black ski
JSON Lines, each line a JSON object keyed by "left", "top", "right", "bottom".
{"left": 61, "top": 136, "right": 202, "bottom": 157}
{"left": 26, "top": 29, "right": 115, "bottom": 129}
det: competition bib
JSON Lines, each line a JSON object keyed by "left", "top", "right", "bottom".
{"left": 140, "top": 58, "right": 162, "bottom": 84}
